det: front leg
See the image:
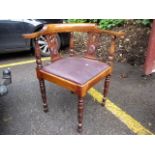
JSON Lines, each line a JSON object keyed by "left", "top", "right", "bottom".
{"left": 77, "top": 96, "right": 84, "bottom": 133}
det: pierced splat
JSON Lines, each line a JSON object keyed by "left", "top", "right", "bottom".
{"left": 46, "top": 34, "right": 61, "bottom": 62}
{"left": 69, "top": 32, "right": 76, "bottom": 56}
{"left": 107, "top": 35, "right": 116, "bottom": 66}
{"left": 84, "top": 32, "right": 101, "bottom": 60}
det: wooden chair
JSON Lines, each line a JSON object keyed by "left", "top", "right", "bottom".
{"left": 23, "top": 23, "right": 124, "bottom": 133}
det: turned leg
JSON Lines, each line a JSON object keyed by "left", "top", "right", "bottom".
{"left": 77, "top": 96, "right": 84, "bottom": 133}
{"left": 39, "top": 78, "right": 48, "bottom": 112}
{"left": 102, "top": 74, "right": 111, "bottom": 106}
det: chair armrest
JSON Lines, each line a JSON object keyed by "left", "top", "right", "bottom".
{"left": 22, "top": 23, "right": 97, "bottom": 39}
{"left": 22, "top": 31, "right": 41, "bottom": 39}
{"left": 94, "top": 27, "right": 125, "bottom": 38}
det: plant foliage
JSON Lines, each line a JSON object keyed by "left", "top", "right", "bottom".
{"left": 99, "top": 19, "right": 124, "bottom": 29}
{"left": 67, "top": 19, "right": 153, "bottom": 29}
{"left": 67, "top": 19, "right": 125, "bottom": 29}
{"left": 136, "top": 19, "right": 153, "bottom": 26}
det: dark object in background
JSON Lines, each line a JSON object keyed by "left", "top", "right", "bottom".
{"left": 0, "top": 68, "right": 12, "bottom": 97}
{"left": 0, "top": 19, "right": 70, "bottom": 57}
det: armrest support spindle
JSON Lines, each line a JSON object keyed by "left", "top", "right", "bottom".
{"left": 35, "top": 39, "right": 43, "bottom": 69}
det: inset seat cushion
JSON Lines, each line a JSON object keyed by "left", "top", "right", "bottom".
{"left": 42, "top": 57, "right": 111, "bottom": 85}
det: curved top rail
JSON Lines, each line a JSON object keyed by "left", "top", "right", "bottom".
{"left": 22, "top": 23, "right": 125, "bottom": 39}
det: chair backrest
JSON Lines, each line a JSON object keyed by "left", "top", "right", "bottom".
{"left": 23, "top": 23, "right": 125, "bottom": 68}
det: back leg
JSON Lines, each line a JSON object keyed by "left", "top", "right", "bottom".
{"left": 38, "top": 78, "right": 48, "bottom": 112}
{"left": 102, "top": 75, "right": 111, "bottom": 106}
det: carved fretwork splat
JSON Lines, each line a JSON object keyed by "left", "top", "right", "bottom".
{"left": 69, "top": 32, "right": 76, "bottom": 56}
{"left": 46, "top": 34, "right": 61, "bottom": 62}
{"left": 107, "top": 35, "right": 116, "bottom": 66}
{"left": 84, "top": 32, "right": 100, "bottom": 60}
{"left": 35, "top": 39, "right": 43, "bottom": 69}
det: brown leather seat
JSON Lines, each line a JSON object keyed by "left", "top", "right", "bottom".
{"left": 42, "top": 57, "right": 111, "bottom": 85}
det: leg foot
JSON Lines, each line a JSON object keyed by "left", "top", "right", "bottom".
{"left": 43, "top": 104, "right": 48, "bottom": 112}
{"left": 77, "top": 123, "right": 83, "bottom": 133}
{"left": 101, "top": 98, "right": 106, "bottom": 106}
{"left": 70, "top": 91, "right": 74, "bottom": 94}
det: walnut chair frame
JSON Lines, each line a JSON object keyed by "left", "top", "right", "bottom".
{"left": 23, "top": 23, "right": 124, "bottom": 133}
